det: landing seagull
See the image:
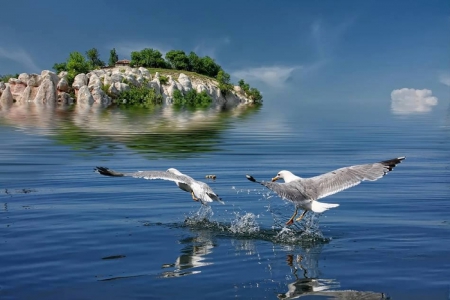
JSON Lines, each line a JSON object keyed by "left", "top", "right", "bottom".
{"left": 246, "top": 157, "right": 405, "bottom": 226}
{"left": 95, "top": 167, "right": 224, "bottom": 205}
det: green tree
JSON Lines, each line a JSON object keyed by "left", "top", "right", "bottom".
{"left": 238, "top": 79, "right": 262, "bottom": 102}
{"left": 165, "top": 50, "right": 189, "bottom": 70}
{"left": 216, "top": 70, "right": 233, "bottom": 95}
{"left": 86, "top": 48, "right": 105, "bottom": 68}
{"left": 108, "top": 48, "right": 119, "bottom": 66}
{"left": 188, "top": 52, "right": 202, "bottom": 73}
{"left": 131, "top": 48, "right": 167, "bottom": 68}
{"left": 52, "top": 62, "right": 67, "bottom": 74}
{"left": 199, "top": 56, "right": 221, "bottom": 77}
{"left": 66, "top": 51, "right": 91, "bottom": 84}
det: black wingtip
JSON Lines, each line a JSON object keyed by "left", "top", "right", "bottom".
{"left": 246, "top": 175, "right": 256, "bottom": 182}
{"left": 95, "top": 166, "right": 124, "bottom": 177}
{"left": 380, "top": 156, "right": 406, "bottom": 172}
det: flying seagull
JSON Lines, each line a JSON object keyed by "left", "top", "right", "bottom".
{"left": 246, "top": 157, "right": 405, "bottom": 226}
{"left": 95, "top": 167, "right": 224, "bottom": 205}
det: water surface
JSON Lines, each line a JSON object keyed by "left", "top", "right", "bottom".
{"left": 1, "top": 100, "right": 449, "bottom": 299}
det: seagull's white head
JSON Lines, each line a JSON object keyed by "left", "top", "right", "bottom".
{"left": 167, "top": 168, "right": 183, "bottom": 176}
{"left": 272, "top": 170, "right": 301, "bottom": 183}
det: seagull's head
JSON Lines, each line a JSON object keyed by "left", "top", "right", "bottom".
{"left": 272, "top": 170, "right": 299, "bottom": 183}
{"left": 167, "top": 168, "right": 183, "bottom": 176}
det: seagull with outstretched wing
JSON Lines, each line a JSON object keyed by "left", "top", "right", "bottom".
{"left": 246, "top": 157, "right": 405, "bottom": 225}
{"left": 95, "top": 167, "right": 223, "bottom": 205}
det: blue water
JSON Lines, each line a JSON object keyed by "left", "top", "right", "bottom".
{"left": 0, "top": 100, "right": 449, "bottom": 299}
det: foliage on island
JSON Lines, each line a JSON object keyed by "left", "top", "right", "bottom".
{"left": 51, "top": 47, "right": 263, "bottom": 107}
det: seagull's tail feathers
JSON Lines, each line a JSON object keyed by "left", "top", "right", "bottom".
{"left": 95, "top": 166, "right": 125, "bottom": 177}
{"left": 311, "top": 201, "right": 339, "bottom": 213}
{"left": 206, "top": 193, "right": 225, "bottom": 204}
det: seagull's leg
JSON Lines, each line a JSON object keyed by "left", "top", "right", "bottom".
{"left": 295, "top": 210, "right": 307, "bottom": 222}
{"left": 191, "top": 192, "right": 199, "bottom": 201}
{"left": 286, "top": 207, "right": 298, "bottom": 226}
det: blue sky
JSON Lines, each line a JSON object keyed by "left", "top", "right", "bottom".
{"left": 1, "top": 0, "right": 449, "bottom": 111}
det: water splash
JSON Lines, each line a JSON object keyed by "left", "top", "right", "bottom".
{"left": 229, "top": 212, "right": 260, "bottom": 235}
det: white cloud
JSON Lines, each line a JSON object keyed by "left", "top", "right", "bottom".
{"left": 0, "top": 47, "right": 40, "bottom": 73}
{"left": 439, "top": 73, "right": 450, "bottom": 86}
{"left": 391, "top": 88, "right": 438, "bottom": 115}
{"left": 232, "top": 66, "right": 300, "bottom": 88}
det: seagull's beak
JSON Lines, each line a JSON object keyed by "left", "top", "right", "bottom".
{"left": 272, "top": 176, "right": 280, "bottom": 182}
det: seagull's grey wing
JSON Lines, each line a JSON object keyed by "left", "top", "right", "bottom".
{"left": 309, "top": 157, "right": 405, "bottom": 199}
{"left": 246, "top": 175, "right": 308, "bottom": 202}
{"left": 95, "top": 167, "right": 192, "bottom": 185}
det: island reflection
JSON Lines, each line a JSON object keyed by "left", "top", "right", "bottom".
{"left": 0, "top": 101, "right": 261, "bottom": 158}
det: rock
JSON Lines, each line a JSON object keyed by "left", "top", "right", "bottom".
{"left": 18, "top": 73, "right": 30, "bottom": 82}
{"left": 124, "top": 75, "right": 139, "bottom": 87}
{"left": 20, "top": 86, "right": 33, "bottom": 102}
{"left": 110, "top": 73, "right": 123, "bottom": 84}
{"left": 90, "top": 86, "right": 111, "bottom": 106}
{"left": 77, "top": 86, "right": 94, "bottom": 105}
{"left": 154, "top": 72, "right": 160, "bottom": 79}
{"left": 8, "top": 79, "right": 27, "bottom": 100}
{"left": 178, "top": 73, "right": 192, "bottom": 92}
{"left": 58, "top": 71, "right": 68, "bottom": 78}
{"left": 57, "top": 77, "right": 69, "bottom": 92}
{"left": 34, "top": 78, "right": 57, "bottom": 104}
{"left": 148, "top": 79, "right": 161, "bottom": 95}
{"left": 103, "top": 74, "right": 113, "bottom": 87}
{"left": 72, "top": 73, "right": 88, "bottom": 90}
{"left": 139, "top": 67, "right": 151, "bottom": 79}
{"left": 0, "top": 85, "right": 14, "bottom": 105}
{"left": 27, "top": 74, "right": 41, "bottom": 87}
{"left": 108, "top": 83, "right": 119, "bottom": 96}
{"left": 113, "top": 82, "right": 130, "bottom": 93}
{"left": 41, "top": 70, "right": 59, "bottom": 88}
{"left": 88, "top": 73, "right": 102, "bottom": 89}
{"left": 57, "top": 92, "right": 74, "bottom": 105}
{"left": 0, "top": 81, "right": 6, "bottom": 90}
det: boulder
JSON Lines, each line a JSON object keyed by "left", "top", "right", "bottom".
{"left": 8, "top": 79, "right": 27, "bottom": 100}
{"left": 88, "top": 73, "right": 102, "bottom": 89}
{"left": 113, "top": 82, "right": 130, "bottom": 93}
{"left": 0, "top": 85, "right": 14, "bottom": 105}
{"left": 18, "top": 73, "right": 30, "bottom": 82}
{"left": 72, "top": 73, "right": 88, "bottom": 90}
{"left": 139, "top": 67, "right": 151, "bottom": 79}
{"left": 27, "top": 74, "right": 41, "bottom": 87}
{"left": 91, "top": 86, "right": 111, "bottom": 106}
{"left": 34, "top": 78, "right": 57, "bottom": 104}
{"left": 57, "top": 77, "right": 69, "bottom": 92}
{"left": 77, "top": 86, "right": 94, "bottom": 105}
{"left": 148, "top": 79, "right": 161, "bottom": 95}
{"left": 41, "top": 70, "right": 59, "bottom": 88}
{"left": 58, "top": 71, "right": 68, "bottom": 79}
{"left": 178, "top": 73, "right": 192, "bottom": 92}
{"left": 57, "top": 92, "right": 74, "bottom": 105}
{"left": 0, "top": 81, "right": 6, "bottom": 91}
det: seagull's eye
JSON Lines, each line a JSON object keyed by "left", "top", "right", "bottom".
{"left": 277, "top": 174, "right": 280, "bottom": 177}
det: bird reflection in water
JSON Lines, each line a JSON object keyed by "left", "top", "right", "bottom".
{"left": 278, "top": 252, "right": 388, "bottom": 299}
{"left": 160, "top": 234, "right": 216, "bottom": 278}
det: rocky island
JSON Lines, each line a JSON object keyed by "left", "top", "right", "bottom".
{"left": 0, "top": 66, "right": 258, "bottom": 108}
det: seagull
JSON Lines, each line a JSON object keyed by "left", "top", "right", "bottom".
{"left": 95, "top": 167, "right": 224, "bottom": 205}
{"left": 246, "top": 157, "right": 405, "bottom": 226}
